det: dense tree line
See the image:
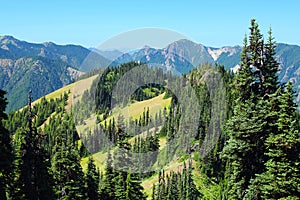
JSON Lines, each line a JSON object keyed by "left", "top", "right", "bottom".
{"left": 222, "top": 19, "right": 300, "bottom": 199}
{"left": 152, "top": 160, "right": 201, "bottom": 200}
{"left": 0, "top": 90, "right": 13, "bottom": 199}
{"left": 0, "top": 19, "right": 299, "bottom": 200}
{"left": 0, "top": 88, "right": 149, "bottom": 199}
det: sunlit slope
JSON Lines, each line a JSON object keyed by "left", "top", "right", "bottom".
{"left": 76, "top": 93, "right": 171, "bottom": 133}
{"left": 105, "top": 93, "right": 171, "bottom": 121}
{"left": 20, "top": 75, "right": 98, "bottom": 111}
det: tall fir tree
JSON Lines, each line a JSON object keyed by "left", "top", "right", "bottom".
{"left": 222, "top": 19, "right": 281, "bottom": 199}
{"left": 152, "top": 161, "right": 201, "bottom": 200}
{"left": 231, "top": 35, "right": 254, "bottom": 102}
{"left": 101, "top": 150, "right": 116, "bottom": 200}
{"left": 114, "top": 171, "right": 127, "bottom": 200}
{"left": 186, "top": 160, "right": 201, "bottom": 200}
{"left": 12, "top": 91, "right": 54, "bottom": 200}
{"left": 125, "top": 172, "right": 146, "bottom": 200}
{"left": 0, "top": 90, "right": 13, "bottom": 200}
{"left": 51, "top": 115, "right": 87, "bottom": 200}
{"left": 263, "top": 28, "right": 279, "bottom": 95}
{"left": 85, "top": 156, "right": 100, "bottom": 200}
{"left": 248, "top": 19, "right": 264, "bottom": 95}
{"left": 258, "top": 82, "right": 300, "bottom": 199}
{"left": 243, "top": 26, "right": 282, "bottom": 199}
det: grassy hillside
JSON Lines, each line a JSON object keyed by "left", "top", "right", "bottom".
{"left": 21, "top": 72, "right": 207, "bottom": 199}
{"left": 76, "top": 92, "right": 173, "bottom": 199}
{"left": 27, "top": 74, "right": 98, "bottom": 108}
{"left": 76, "top": 93, "right": 171, "bottom": 134}
{"left": 81, "top": 151, "right": 108, "bottom": 172}
{"left": 105, "top": 93, "right": 171, "bottom": 122}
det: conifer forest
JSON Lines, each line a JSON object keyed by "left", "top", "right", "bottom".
{"left": 0, "top": 19, "right": 299, "bottom": 200}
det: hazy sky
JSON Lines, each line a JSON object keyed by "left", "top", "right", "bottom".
{"left": 1, "top": 0, "right": 299, "bottom": 48}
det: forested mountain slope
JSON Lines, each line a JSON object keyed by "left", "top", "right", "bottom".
{"left": 0, "top": 36, "right": 108, "bottom": 111}
{"left": 1, "top": 35, "right": 299, "bottom": 111}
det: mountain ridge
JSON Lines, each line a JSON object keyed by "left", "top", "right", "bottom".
{"left": 0, "top": 35, "right": 92, "bottom": 110}
{"left": 1, "top": 36, "right": 299, "bottom": 110}
{"left": 110, "top": 39, "right": 299, "bottom": 103}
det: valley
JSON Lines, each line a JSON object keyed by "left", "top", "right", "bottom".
{"left": 0, "top": 19, "right": 299, "bottom": 200}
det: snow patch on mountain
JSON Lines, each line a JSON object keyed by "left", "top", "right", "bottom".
{"left": 231, "top": 64, "right": 240, "bottom": 73}
{"left": 208, "top": 47, "right": 239, "bottom": 61}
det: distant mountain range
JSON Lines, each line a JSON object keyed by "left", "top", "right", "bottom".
{"left": 110, "top": 39, "right": 241, "bottom": 74}
{"left": 109, "top": 39, "right": 299, "bottom": 103}
{"left": 0, "top": 36, "right": 108, "bottom": 111}
{"left": 0, "top": 36, "right": 299, "bottom": 111}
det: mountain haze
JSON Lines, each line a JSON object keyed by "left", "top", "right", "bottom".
{"left": 111, "top": 39, "right": 299, "bottom": 103}
{"left": 0, "top": 36, "right": 87, "bottom": 110}
{"left": 0, "top": 36, "right": 299, "bottom": 110}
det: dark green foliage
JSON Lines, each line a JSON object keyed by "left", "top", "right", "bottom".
{"left": 100, "top": 136, "right": 147, "bottom": 200}
{"left": 165, "top": 99, "right": 180, "bottom": 143}
{"left": 51, "top": 114, "right": 87, "bottom": 200}
{"left": 100, "top": 150, "right": 116, "bottom": 200}
{"left": 114, "top": 171, "right": 127, "bottom": 200}
{"left": 95, "top": 62, "right": 141, "bottom": 114}
{"left": 232, "top": 35, "right": 254, "bottom": 102}
{"left": 222, "top": 98, "right": 267, "bottom": 198}
{"left": 186, "top": 161, "right": 201, "bottom": 200}
{"left": 11, "top": 93, "right": 54, "bottom": 200}
{"left": 222, "top": 19, "right": 271, "bottom": 199}
{"left": 5, "top": 93, "right": 67, "bottom": 134}
{"left": 3, "top": 92, "right": 69, "bottom": 200}
{"left": 256, "top": 82, "right": 300, "bottom": 199}
{"left": 114, "top": 170, "right": 147, "bottom": 200}
{"left": 222, "top": 19, "right": 300, "bottom": 199}
{"left": 263, "top": 28, "right": 279, "bottom": 95}
{"left": 1, "top": 24, "right": 299, "bottom": 199}
{"left": 0, "top": 35, "right": 107, "bottom": 111}
{"left": 131, "top": 83, "right": 165, "bottom": 101}
{"left": 0, "top": 90, "right": 13, "bottom": 200}
{"left": 152, "top": 161, "right": 201, "bottom": 200}
{"left": 85, "top": 157, "right": 100, "bottom": 200}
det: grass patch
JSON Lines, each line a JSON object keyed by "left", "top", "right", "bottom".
{"left": 23, "top": 75, "right": 98, "bottom": 110}
{"left": 81, "top": 151, "right": 108, "bottom": 172}
{"left": 103, "top": 93, "right": 171, "bottom": 124}
{"left": 192, "top": 170, "right": 221, "bottom": 199}
{"left": 76, "top": 114, "right": 97, "bottom": 134}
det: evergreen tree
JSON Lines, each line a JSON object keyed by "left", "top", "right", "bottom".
{"left": 114, "top": 171, "right": 127, "bottom": 200}
{"left": 51, "top": 116, "right": 87, "bottom": 200}
{"left": 151, "top": 184, "right": 156, "bottom": 200}
{"left": 12, "top": 91, "right": 54, "bottom": 200}
{"left": 223, "top": 47, "right": 262, "bottom": 200}
{"left": 101, "top": 150, "right": 116, "bottom": 200}
{"left": 222, "top": 19, "right": 281, "bottom": 199}
{"left": 248, "top": 19, "right": 264, "bottom": 95}
{"left": 258, "top": 82, "right": 300, "bottom": 199}
{"left": 263, "top": 28, "right": 279, "bottom": 95}
{"left": 125, "top": 172, "right": 146, "bottom": 200}
{"left": 186, "top": 160, "right": 201, "bottom": 200}
{"left": 0, "top": 90, "right": 13, "bottom": 200}
{"left": 113, "top": 139, "right": 132, "bottom": 200}
{"left": 85, "top": 156, "right": 100, "bottom": 200}
{"left": 152, "top": 162, "right": 201, "bottom": 200}
{"left": 231, "top": 35, "right": 254, "bottom": 102}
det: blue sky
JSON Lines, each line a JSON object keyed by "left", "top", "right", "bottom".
{"left": 1, "top": 0, "right": 299, "bottom": 48}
